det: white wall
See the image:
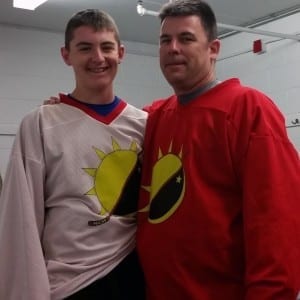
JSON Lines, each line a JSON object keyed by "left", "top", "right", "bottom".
{"left": 0, "top": 25, "right": 171, "bottom": 176}
{"left": 217, "top": 12, "right": 300, "bottom": 151}
{"left": 1, "top": 12, "right": 300, "bottom": 176}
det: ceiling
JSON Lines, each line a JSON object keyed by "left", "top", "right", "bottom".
{"left": 0, "top": 0, "right": 300, "bottom": 44}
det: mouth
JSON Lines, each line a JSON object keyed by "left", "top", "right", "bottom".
{"left": 164, "top": 62, "right": 186, "bottom": 70}
{"left": 87, "top": 66, "right": 109, "bottom": 73}
{"left": 165, "top": 60, "right": 186, "bottom": 66}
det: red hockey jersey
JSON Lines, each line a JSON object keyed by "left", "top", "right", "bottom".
{"left": 137, "top": 78, "right": 300, "bottom": 300}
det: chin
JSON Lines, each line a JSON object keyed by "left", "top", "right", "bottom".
{"left": 167, "top": 76, "right": 184, "bottom": 86}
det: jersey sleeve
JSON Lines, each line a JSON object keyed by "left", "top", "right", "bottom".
{"left": 230, "top": 90, "right": 300, "bottom": 299}
{"left": 0, "top": 110, "right": 50, "bottom": 299}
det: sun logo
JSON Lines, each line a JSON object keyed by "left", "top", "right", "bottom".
{"left": 142, "top": 142, "right": 185, "bottom": 224}
{"left": 83, "top": 138, "right": 141, "bottom": 219}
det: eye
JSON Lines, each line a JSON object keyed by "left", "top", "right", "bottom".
{"left": 78, "top": 46, "right": 91, "bottom": 52}
{"left": 180, "top": 35, "right": 195, "bottom": 43}
{"left": 100, "top": 42, "right": 117, "bottom": 53}
{"left": 160, "top": 37, "right": 171, "bottom": 45}
{"left": 102, "top": 45, "right": 115, "bottom": 53}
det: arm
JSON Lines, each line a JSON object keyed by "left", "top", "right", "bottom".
{"left": 244, "top": 131, "right": 300, "bottom": 299}
{"left": 232, "top": 91, "right": 300, "bottom": 299}
{"left": 0, "top": 110, "right": 50, "bottom": 299}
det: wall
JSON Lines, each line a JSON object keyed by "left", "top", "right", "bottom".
{"left": 217, "top": 12, "right": 300, "bottom": 151}
{"left": 1, "top": 12, "right": 300, "bottom": 175}
{"left": 0, "top": 25, "right": 171, "bottom": 176}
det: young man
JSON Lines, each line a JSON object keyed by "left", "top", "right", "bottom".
{"left": 0, "top": 9, "right": 146, "bottom": 300}
{"left": 137, "top": 0, "right": 300, "bottom": 299}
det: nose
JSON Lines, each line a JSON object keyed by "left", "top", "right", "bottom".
{"left": 92, "top": 47, "right": 105, "bottom": 61}
{"left": 168, "top": 39, "right": 180, "bottom": 54}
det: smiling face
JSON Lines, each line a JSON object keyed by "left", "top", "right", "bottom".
{"left": 159, "top": 15, "right": 220, "bottom": 95}
{"left": 61, "top": 25, "right": 124, "bottom": 103}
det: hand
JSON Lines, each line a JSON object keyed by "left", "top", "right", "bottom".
{"left": 43, "top": 96, "right": 61, "bottom": 105}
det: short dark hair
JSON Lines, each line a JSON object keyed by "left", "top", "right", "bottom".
{"left": 64, "top": 9, "right": 121, "bottom": 49}
{"left": 159, "top": 0, "right": 217, "bottom": 41}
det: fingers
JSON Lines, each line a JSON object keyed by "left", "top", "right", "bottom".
{"left": 43, "top": 96, "right": 61, "bottom": 105}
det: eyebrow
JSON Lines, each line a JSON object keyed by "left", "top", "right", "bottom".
{"left": 159, "top": 33, "right": 171, "bottom": 41}
{"left": 160, "top": 31, "right": 195, "bottom": 39}
{"left": 75, "top": 41, "right": 92, "bottom": 48}
{"left": 179, "top": 31, "right": 195, "bottom": 37}
{"left": 75, "top": 41, "right": 116, "bottom": 48}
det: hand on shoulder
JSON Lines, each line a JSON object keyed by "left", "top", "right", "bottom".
{"left": 43, "top": 96, "right": 61, "bottom": 105}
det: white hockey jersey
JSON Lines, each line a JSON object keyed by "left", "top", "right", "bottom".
{"left": 0, "top": 94, "right": 147, "bottom": 299}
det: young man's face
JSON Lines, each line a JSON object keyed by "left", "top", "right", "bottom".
{"left": 159, "top": 15, "right": 220, "bottom": 95}
{"left": 61, "top": 25, "right": 124, "bottom": 97}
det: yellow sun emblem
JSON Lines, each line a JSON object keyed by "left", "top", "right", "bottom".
{"left": 83, "top": 138, "right": 139, "bottom": 216}
{"left": 141, "top": 142, "right": 185, "bottom": 224}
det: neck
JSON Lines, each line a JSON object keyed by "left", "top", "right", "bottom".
{"left": 177, "top": 79, "right": 220, "bottom": 104}
{"left": 174, "top": 72, "right": 217, "bottom": 95}
{"left": 71, "top": 87, "right": 114, "bottom": 104}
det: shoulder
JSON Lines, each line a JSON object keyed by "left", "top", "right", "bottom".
{"left": 225, "top": 80, "right": 287, "bottom": 137}
{"left": 18, "top": 99, "right": 80, "bottom": 136}
{"left": 142, "top": 95, "right": 176, "bottom": 114}
{"left": 220, "top": 78, "right": 282, "bottom": 117}
{"left": 219, "top": 78, "right": 270, "bottom": 103}
{"left": 18, "top": 106, "right": 42, "bottom": 130}
{"left": 122, "top": 102, "right": 148, "bottom": 121}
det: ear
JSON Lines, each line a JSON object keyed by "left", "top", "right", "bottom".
{"left": 209, "top": 39, "right": 221, "bottom": 60}
{"left": 61, "top": 47, "right": 72, "bottom": 66}
{"left": 118, "top": 44, "right": 125, "bottom": 64}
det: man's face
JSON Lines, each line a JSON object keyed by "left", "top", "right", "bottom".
{"left": 159, "top": 15, "right": 220, "bottom": 95}
{"left": 61, "top": 25, "right": 124, "bottom": 95}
